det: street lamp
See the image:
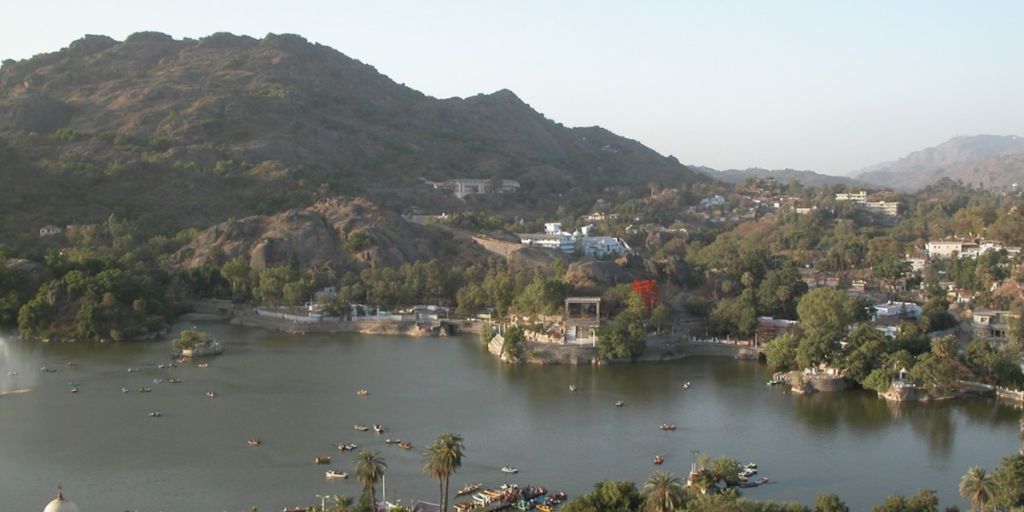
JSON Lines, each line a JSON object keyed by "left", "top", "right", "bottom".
{"left": 316, "top": 494, "right": 328, "bottom": 511}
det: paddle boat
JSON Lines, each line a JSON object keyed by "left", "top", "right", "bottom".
{"left": 315, "top": 456, "right": 331, "bottom": 464}
{"left": 127, "top": 368, "right": 138, "bottom": 373}
{"left": 153, "top": 379, "right": 163, "bottom": 384}
{"left": 149, "top": 412, "right": 162, "bottom": 417}
{"left": 456, "top": 483, "right": 483, "bottom": 497}
{"left": 354, "top": 424, "right": 369, "bottom": 431}
{"left": 373, "top": 424, "right": 385, "bottom": 434}
{"left": 502, "top": 466, "right": 518, "bottom": 473}
{"left": 683, "top": 382, "right": 691, "bottom": 389}
{"left": 248, "top": 439, "right": 261, "bottom": 446}
{"left": 197, "top": 363, "right": 208, "bottom": 368}
{"left": 568, "top": 385, "right": 577, "bottom": 392}
{"left": 385, "top": 437, "right": 400, "bottom": 444}
{"left": 398, "top": 442, "right": 413, "bottom": 450}
{"left": 550, "top": 492, "right": 567, "bottom": 502}
{"left": 659, "top": 424, "right": 676, "bottom": 431}
{"left": 536, "top": 504, "right": 553, "bottom": 512}
{"left": 615, "top": 400, "right": 624, "bottom": 407}
{"left": 70, "top": 388, "right": 78, "bottom": 393}
{"left": 40, "top": 366, "right": 56, "bottom": 373}
{"left": 122, "top": 387, "right": 130, "bottom": 393}
{"left": 66, "top": 362, "right": 76, "bottom": 367}
{"left": 357, "top": 389, "right": 368, "bottom": 396}
{"left": 139, "top": 387, "right": 152, "bottom": 392}
{"left": 338, "top": 443, "right": 357, "bottom": 451}
{"left": 326, "top": 469, "right": 348, "bottom": 479}
{"left": 206, "top": 391, "right": 217, "bottom": 398}
{"left": 169, "top": 378, "right": 181, "bottom": 383}
{"left": 653, "top": 455, "right": 664, "bottom": 465}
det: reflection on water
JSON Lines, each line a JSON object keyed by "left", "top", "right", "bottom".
{"left": 0, "top": 321, "right": 1021, "bottom": 512}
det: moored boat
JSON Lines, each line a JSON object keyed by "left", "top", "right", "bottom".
{"left": 326, "top": 469, "right": 348, "bottom": 479}
{"left": 456, "top": 483, "right": 483, "bottom": 496}
{"left": 248, "top": 439, "right": 261, "bottom": 445}
{"left": 501, "top": 466, "right": 518, "bottom": 473}
{"left": 315, "top": 456, "right": 331, "bottom": 464}
{"left": 536, "top": 504, "right": 554, "bottom": 512}
{"left": 354, "top": 424, "right": 369, "bottom": 431}
{"left": 653, "top": 455, "right": 664, "bottom": 465}
{"left": 550, "top": 493, "right": 567, "bottom": 501}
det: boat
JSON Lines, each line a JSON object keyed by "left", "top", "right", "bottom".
{"left": 659, "top": 424, "right": 676, "bottom": 431}
{"left": 745, "top": 462, "right": 757, "bottom": 469}
{"left": 153, "top": 379, "right": 163, "bottom": 384}
{"left": 198, "top": 363, "right": 208, "bottom": 368}
{"left": 158, "top": 364, "right": 166, "bottom": 369}
{"left": 568, "top": 385, "right": 576, "bottom": 392}
{"left": 453, "top": 502, "right": 477, "bottom": 511}
{"left": 66, "top": 362, "right": 76, "bottom": 367}
{"left": 767, "top": 379, "right": 782, "bottom": 386}
{"left": 169, "top": 379, "right": 181, "bottom": 383}
{"left": 139, "top": 387, "right": 152, "bottom": 392}
{"left": 683, "top": 382, "right": 691, "bottom": 389}
{"left": 248, "top": 439, "right": 261, "bottom": 445}
{"left": 315, "top": 456, "right": 331, "bottom": 464}
{"left": 326, "top": 469, "right": 348, "bottom": 479}
{"left": 550, "top": 493, "right": 567, "bottom": 501}
{"left": 373, "top": 424, "right": 385, "bottom": 434}
{"left": 121, "top": 387, "right": 129, "bottom": 393}
{"left": 338, "top": 443, "right": 357, "bottom": 451}
{"left": 456, "top": 483, "right": 483, "bottom": 497}
{"left": 653, "top": 456, "right": 664, "bottom": 465}
{"left": 127, "top": 368, "right": 138, "bottom": 373}
{"left": 536, "top": 504, "right": 554, "bottom": 512}
{"left": 175, "top": 358, "right": 185, "bottom": 364}
{"left": 357, "top": 389, "right": 368, "bottom": 396}
{"left": 385, "top": 437, "right": 400, "bottom": 444}
{"left": 398, "top": 442, "right": 413, "bottom": 450}
{"left": 149, "top": 412, "right": 162, "bottom": 417}
{"left": 70, "top": 388, "right": 78, "bottom": 393}
{"left": 354, "top": 424, "right": 369, "bottom": 431}
{"left": 615, "top": 400, "right": 624, "bottom": 407}
{"left": 68, "top": 382, "right": 79, "bottom": 386}
{"left": 206, "top": 392, "right": 217, "bottom": 398}
{"left": 502, "top": 466, "right": 518, "bottom": 473}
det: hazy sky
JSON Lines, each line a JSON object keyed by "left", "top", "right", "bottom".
{"left": 3, "top": 1, "right": 1023, "bottom": 175}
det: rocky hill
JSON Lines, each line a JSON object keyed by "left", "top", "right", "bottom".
{"left": 0, "top": 32, "right": 703, "bottom": 246}
{"left": 697, "top": 166, "right": 868, "bottom": 188}
{"left": 852, "top": 135, "right": 1024, "bottom": 191}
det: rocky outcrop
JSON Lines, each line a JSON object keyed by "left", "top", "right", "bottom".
{"left": 563, "top": 260, "right": 636, "bottom": 293}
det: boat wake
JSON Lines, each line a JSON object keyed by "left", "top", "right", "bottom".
{"left": 0, "top": 388, "right": 34, "bottom": 396}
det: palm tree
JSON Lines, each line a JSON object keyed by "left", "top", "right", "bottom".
{"left": 642, "top": 471, "right": 686, "bottom": 512}
{"left": 959, "top": 466, "right": 995, "bottom": 511}
{"left": 423, "top": 431, "right": 465, "bottom": 512}
{"left": 328, "top": 494, "right": 354, "bottom": 512}
{"left": 353, "top": 450, "right": 386, "bottom": 510}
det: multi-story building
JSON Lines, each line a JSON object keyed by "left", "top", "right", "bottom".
{"left": 835, "top": 191, "right": 868, "bottom": 203}
{"left": 755, "top": 317, "right": 799, "bottom": 346}
{"left": 434, "top": 179, "right": 520, "bottom": 199}
{"left": 973, "top": 310, "right": 1019, "bottom": 342}
{"left": 864, "top": 201, "right": 900, "bottom": 216}
{"left": 927, "top": 240, "right": 971, "bottom": 259}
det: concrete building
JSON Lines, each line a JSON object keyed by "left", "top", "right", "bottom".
{"left": 864, "top": 201, "right": 900, "bottom": 216}
{"left": 755, "top": 317, "right": 798, "bottom": 346}
{"left": 835, "top": 191, "right": 868, "bottom": 203}
{"left": 927, "top": 240, "right": 971, "bottom": 259}
{"left": 519, "top": 233, "right": 575, "bottom": 254}
{"left": 872, "top": 302, "right": 923, "bottom": 322}
{"left": 39, "top": 225, "right": 63, "bottom": 237}
{"left": 973, "top": 310, "right": 1019, "bottom": 342}
{"left": 435, "top": 179, "right": 520, "bottom": 199}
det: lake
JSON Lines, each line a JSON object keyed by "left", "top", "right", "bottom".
{"left": 1, "top": 320, "right": 1020, "bottom": 511}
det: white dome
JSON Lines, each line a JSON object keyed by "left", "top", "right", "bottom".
{"left": 43, "top": 490, "right": 80, "bottom": 512}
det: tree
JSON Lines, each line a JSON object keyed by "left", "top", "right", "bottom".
{"left": 650, "top": 305, "right": 672, "bottom": 334}
{"left": 815, "top": 493, "right": 849, "bottom": 512}
{"left": 502, "top": 326, "right": 526, "bottom": 362}
{"left": 710, "top": 456, "right": 742, "bottom": 487}
{"left": 796, "top": 288, "right": 869, "bottom": 367}
{"left": 992, "top": 454, "right": 1024, "bottom": 511}
{"left": 641, "top": 471, "right": 686, "bottom": 512}
{"left": 561, "top": 480, "right": 642, "bottom": 512}
{"left": 840, "top": 324, "right": 889, "bottom": 384}
{"left": 908, "top": 352, "right": 969, "bottom": 395}
{"left": 873, "top": 255, "right": 912, "bottom": 301}
{"left": 328, "top": 494, "right": 354, "bottom": 512}
{"left": 764, "top": 334, "right": 799, "bottom": 369}
{"left": 871, "top": 489, "right": 941, "bottom": 512}
{"left": 422, "top": 431, "right": 465, "bottom": 512}
{"left": 959, "top": 466, "right": 995, "bottom": 511}
{"left": 352, "top": 450, "right": 386, "bottom": 510}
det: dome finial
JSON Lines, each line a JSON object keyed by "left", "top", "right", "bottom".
{"left": 57, "top": 484, "right": 64, "bottom": 500}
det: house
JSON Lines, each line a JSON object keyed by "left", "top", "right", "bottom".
{"left": 519, "top": 233, "right": 575, "bottom": 254}
{"left": 927, "top": 240, "right": 971, "bottom": 259}
{"left": 864, "top": 201, "right": 900, "bottom": 216}
{"left": 835, "top": 191, "right": 868, "bottom": 203}
{"left": 39, "top": 225, "right": 63, "bottom": 237}
{"left": 700, "top": 195, "right": 726, "bottom": 208}
{"left": 755, "top": 317, "right": 798, "bottom": 346}
{"left": 872, "top": 302, "right": 923, "bottom": 322}
{"left": 434, "top": 179, "right": 520, "bottom": 199}
{"left": 972, "top": 310, "right": 1019, "bottom": 342}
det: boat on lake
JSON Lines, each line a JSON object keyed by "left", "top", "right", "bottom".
{"left": 121, "top": 388, "right": 129, "bottom": 393}
{"left": 357, "top": 389, "right": 368, "bottom": 396}
{"left": 398, "top": 442, "right": 413, "bottom": 450}
{"left": 315, "top": 456, "right": 331, "bottom": 464}
{"left": 127, "top": 368, "right": 138, "bottom": 373}
{"left": 568, "top": 385, "right": 576, "bottom": 392}
{"left": 169, "top": 379, "right": 181, "bottom": 383}
{"left": 248, "top": 439, "right": 261, "bottom": 445}
{"left": 615, "top": 400, "right": 624, "bottom": 407}
{"left": 149, "top": 412, "right": 162, "bottom": 417}
{"left": 385, "top": 437, "right": 400, "bottom": 444}
{"left": 197, "top": 364, "right": 208, "bottom": 368}
{"left": 354, "top": 424, "right": 368, "bottom": 431}
{"left": 338, "top": 443, "right": 357, "bottom": 451}
{"left": 153, "top": 379, "right": 163, "bottom": 384}
{"left": 536, "top": 504, "right": 553, "bottom": 512}
{"left": 659, "top": 424, "right": 676, "bottom": 430}
{"left": 684, "top": 382, "right": 691, "bottom": 389}
{"left": 654, "top": 455, "right": 664, "bottom": 465}
{"left": 550, "top": 492, "right": 567, "bottom": 501}
{"left": 66, "top": 362, "right": 76, "bottom": 367}
{"left": 206, "top": 392, "right": 217, "bottom": 398}
{"left": 456, "top": 483, "right": 483, "bottom": 497}
{"left": 502, "top": 466, "right": 518, "bottom": 473}
{"left": 68, "top": 382, "right": 79, "bottom": 386}
{"left": 139, "top": 388, "right": 152, "bottom": 393}
{"left": 326, "top": 469, "right": 348, "bottom": 479}
{"left": 373, "top": 424, "right": 385, "bottom": 433}
{"left": 70, "top": 388, "right": 78, "bottom": 393}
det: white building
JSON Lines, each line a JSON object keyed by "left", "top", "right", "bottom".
{"left": 39, "top": 225, "right": 63, "bottom": 237}
{"left": 519, "top": 233, "right": 576, "bottom": 254}
{"left": 435, "top": 179, "right": 520, "bottom": 199}
{"left": 927, "top": 240, "right": 970, "bottom": 259}
{"left": 864, "top": 201, "right": 900, "bottom": 216}
{"left": 835, "top": 191, "right": 868, "bottom": 203}
{"left": 872, "top": 301, "right": 923, "bottom": 321}
{"left": 700, "top": 195, "right": 726, "bottom": 207}
{"left": 579, "top": 236, "right": 631, "bottom": 258}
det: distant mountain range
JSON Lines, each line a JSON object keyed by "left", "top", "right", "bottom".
{"left": 851, "top": 135, "right": 1024, "bottom": 191}
{"left": 0, "top": 32, "right": 703, "bottom": 244}
{"left": 696, "top": 167, "right": 869, "bottom": 188}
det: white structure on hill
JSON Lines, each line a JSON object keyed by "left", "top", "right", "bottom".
{"left": 434, "top": 179, "right": 520, "bottom": 199}
{"left": 519, "top": 223, "right": 631, "bottom": 257}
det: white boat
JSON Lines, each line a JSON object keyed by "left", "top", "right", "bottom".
{"left": 568, "top": 385, "right": 577, "bottom": 392}
{"left": 683, "top": 382, "right": 691, "bottom": 389}
{"left": 70, "top": 388, "right": 78, "bottom": 393}
{"left": 127, "top": 368, "right": 138, "bottom": 373}
{"left": 502, "top": 466, "right": 518, "bottom": 473}
{"left": 326, "top": 470, "right": 348, "bottom": 479}
{"left": 121, "top": 387, "right": 129, "bottom": 393}
{"left": 373, "top": 424, "right": 385, "bottom": 434}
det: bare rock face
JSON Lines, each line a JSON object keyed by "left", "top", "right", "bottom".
{"left": 563, "top": 261, "right": 636, "bottom": 294}
{"left": 506, "top": 245, "right": 569, "bottom": 273}
{"left": 0, "top": 94, "right": 74, "bottom": 132}
{"left": 169, "top": 197, "right": 488, "bottom": 274}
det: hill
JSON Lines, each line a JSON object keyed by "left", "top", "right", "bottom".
{"left": 852, "top": 135, "right": 1024, "bottom": 191}
{"left": 0, "top": 32, "right": 703, "bottom": 246}
{"left": 697, "top": 167, "right": 869, "bottom": 188}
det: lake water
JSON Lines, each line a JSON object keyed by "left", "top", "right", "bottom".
{"left": 1, "top": 320, "right": 1021, "bottom": 511}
